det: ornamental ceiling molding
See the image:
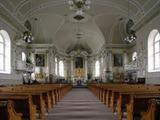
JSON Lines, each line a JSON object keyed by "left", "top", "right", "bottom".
{"left": 108, "top": 21, "right": 120, "bottom": 43}
{"left": 21, "top": 1, "right": 66, "bottom": 21}
{"left": 14, "top": 0, "right": 141, "bottom": 22}
{"left": 28, "top": 43, "right": 53, "bottom": 48}
{"left": 28, "top": 43, "right": 67, "bottom": 58}
{"left": 15, "top": 0, "right": 141, "bottom": 17}
{"left": 0, "top": 3, "right": 26, "bottom": 32}
{"left": 132, "top": 0, "right": 160, "bottom": 31}
{"left": 15, "top": 0, "right": 31, "bottom": 13}
{"left": 119, "top": 21, "right": 126, "bottom": 41}
{"left": 105, "top": 43, "right": 130, "bottom": 49}
{"left": 93, "top": 0, "right": 143, "bottom": 13}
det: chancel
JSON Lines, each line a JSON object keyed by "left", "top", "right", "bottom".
{"left": 0, "top": 0, "right": 160, "bottom": 120}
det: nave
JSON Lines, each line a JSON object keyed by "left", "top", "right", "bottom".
{"left": 45, "top": 88, "right": 118, "bottom": 120}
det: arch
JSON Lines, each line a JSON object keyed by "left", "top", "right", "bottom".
{"left": 148, "top": 29, "right": 160, "bottom": 72}
{"left": 0, "top": 30, "right": 11, "bottom": 74}
{"left": 95, "top": 60, "right": 100, "bottom": 77}
{"left": 22, "top": 52, "right": 26, "bottom": 61}
{"left": 132, "top": 52, "right": 137, "bottom": 61}
{"left": 59, "top": 60, "right": 64, "bottom": 77}
{"left": 55, "top": 57, "right": 58, "bottom": 75}
{"left": 21, "top": 0, "right": 142, "bottom": 21}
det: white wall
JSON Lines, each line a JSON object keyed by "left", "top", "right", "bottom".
{"left": 0, "top": 19, "right": 24, "bottom": 85}
{"left": 132, "top": 13, "right": 160, "bottom": 84}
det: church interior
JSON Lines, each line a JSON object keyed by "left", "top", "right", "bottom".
{"left": 0, "top": 0, "right": 160, "bottom": 120}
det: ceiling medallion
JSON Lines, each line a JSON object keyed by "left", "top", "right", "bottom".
{"left": 68, "top": 0, "right": 91, "bottom": 16}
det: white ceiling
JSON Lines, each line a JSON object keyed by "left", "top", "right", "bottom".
{"left": 0, "top": 0, "right": 159, "bottom": 55}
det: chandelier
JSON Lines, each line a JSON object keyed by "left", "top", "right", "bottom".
{"left": 124, "top": 19, "right": 137, "bottom": 43}
{"left": 68, "top": 0, "right": 91, "bottom": 15}
{"left": 124, "top": 0, "right": 137, "bottom": 43}
{"left": 124, "top": 31, "right": 136, "bottom": 43}
{"left": 23, "top": 31, "right": 34, "bottom": 43}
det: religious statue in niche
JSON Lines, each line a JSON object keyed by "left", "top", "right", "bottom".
{"left": 35, "top": 54, "right": 45, "bottom": 67}
{"left": 113, "top": 54, "right": 123, "bottom": 67}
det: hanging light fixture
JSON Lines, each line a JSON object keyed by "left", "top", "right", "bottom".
{"left": 23, "top": 31, "right": 34, "bottom": 43}
{"left": 124, "top": 0, "right": 137, "bottom": 43}
{"left": 124, "top": 20, "right": 137, "bottom": 43}
{"left": 68, "top": 0, "right": 91, "bottom": 15}
{"left": 23, "top": 0, "right": 34, "bottom": 43}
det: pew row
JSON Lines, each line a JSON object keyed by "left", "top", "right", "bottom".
{"left": 0, "top": 100, "right": 22, "bottom": 120}
{"left": 0, "top": 84, "right": 72, "bottom": 120}
{"left": 88, "top": 83, "right": 160, "bottom": 120}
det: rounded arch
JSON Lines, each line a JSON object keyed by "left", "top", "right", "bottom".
{"left": 95, "top": 60, "right": 100, "bottom": 77}
{"left": 22, "top": 52, "right": 26, "bottom": 61}
{"left": 59, "top": 60, "right": 64, "bottom": 77}
{"left": 148, "top": 29, "right": 158, "bottom": 46}
{"left": 55, "top": 57, "right": 58, "bottom": 75}
{"left": 148, "top": 29, "right": 160, "bottom": 72}
{"left": 0, "top": 29, "right": 11, "bottom": 74}
{"left": 132, "top": 52, "right": 137, "bottom": 61}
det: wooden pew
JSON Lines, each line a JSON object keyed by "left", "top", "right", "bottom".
{"left": 1, "top": 84, "right": 62, "bottom": 112}
{"left": 0, "top": 100, "right": 22, "bottom": 120}
{"left": 0, "top": 91, "right": 46, "bottom": 119}
{"left": 126, "top": 93, "right": 160, "bottom": 120}
{"left": 141, "top": 99, "right": 160, "bottom": 120}
{"left": 0, "top": 94, "right": 36, "bottom": 120}
{"left": 88, "top": 83, "right": 160, "bottom": 120}
{"left": 0, "top": 84, "right": 72, "bottom": 120}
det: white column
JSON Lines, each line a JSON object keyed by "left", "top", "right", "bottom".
{"left": 100, "top": 56, "right": 104, "bottom": 81}
{"left": 123, "top": 50, "right": 128, "bottom": 65}
{"left": 71, "top": 57, "right": 74, "bottom": 82}
{"left": 84, "top": 57, "right": 88, "bottom": 81}
{"left": 92, "top": 60, "right": 95, "bottom": 79}
{"left": 108, "top": 50, "right": 113, "bottom": 80}
{"left": 108, "top": 51, "right": 112, "bottom": 72}
{"left": 52, "top": 55, "right": 55, "bottom": 75}
{"left": 57, "top": 58, "right": 59, "bottom": 77}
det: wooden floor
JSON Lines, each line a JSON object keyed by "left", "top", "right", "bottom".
{"left": 45, "top": 88, "right": 118, "bottom": 120}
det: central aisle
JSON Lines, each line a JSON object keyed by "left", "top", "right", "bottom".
{"left": 46, "top": 88, "right": 118, "bottom": 120}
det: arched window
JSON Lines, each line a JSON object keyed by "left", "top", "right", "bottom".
{"left": 95, "top": 60, "right": 100, "bottom": 77}
{"left": 59, "top": 60, "right": 64, "bottom": 77}
{"left": 148, "top": 29, "right": 160, "bottom": 72}
{"left": 55, "top": 57, "right": 58, "bottom": 75}
{"left": 132, "top": 52, "right": 137, "bottom": 61}
{"left": 22, "top": 52, "right": 26, "bottom": 61}
{"left": 0, "top": 30, "right": 11, "bottom": 74}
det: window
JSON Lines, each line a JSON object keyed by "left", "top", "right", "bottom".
{"left": 132, "top": 52, "right": 137, "bottom": 61}
{"left": 55, "top": 57, "right": 58, "bottom": 75}
{"left": 148, "top": 29, "right": 160, "bottom": 72}
{"left": 59, "top": 60, "right": 64, "bottom": 77}
{"left": 0, "top": 30, "right": 11, "bottom": 74}
{"left": 95, "top": 60, "right": 100, "bottom": 77}
{"left": 22, "top": 52, "right": 26, "bottom": 61}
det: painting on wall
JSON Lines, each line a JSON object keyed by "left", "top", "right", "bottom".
{"left": 113, "top": 54, "right": 123, "bottom": 67}
{"left": 75, "top": 57, "right": 83, "bottom": 68}
{"left": 35, "top": 54, "right": 45, "bottom": 67}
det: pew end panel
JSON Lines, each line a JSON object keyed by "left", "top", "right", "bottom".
{"left": 0, "top": 100, "right": 22, "bottom": 120}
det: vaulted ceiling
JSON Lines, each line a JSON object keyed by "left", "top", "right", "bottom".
{"left": 0, "top": 0, "right": 160, "bottom": 55}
